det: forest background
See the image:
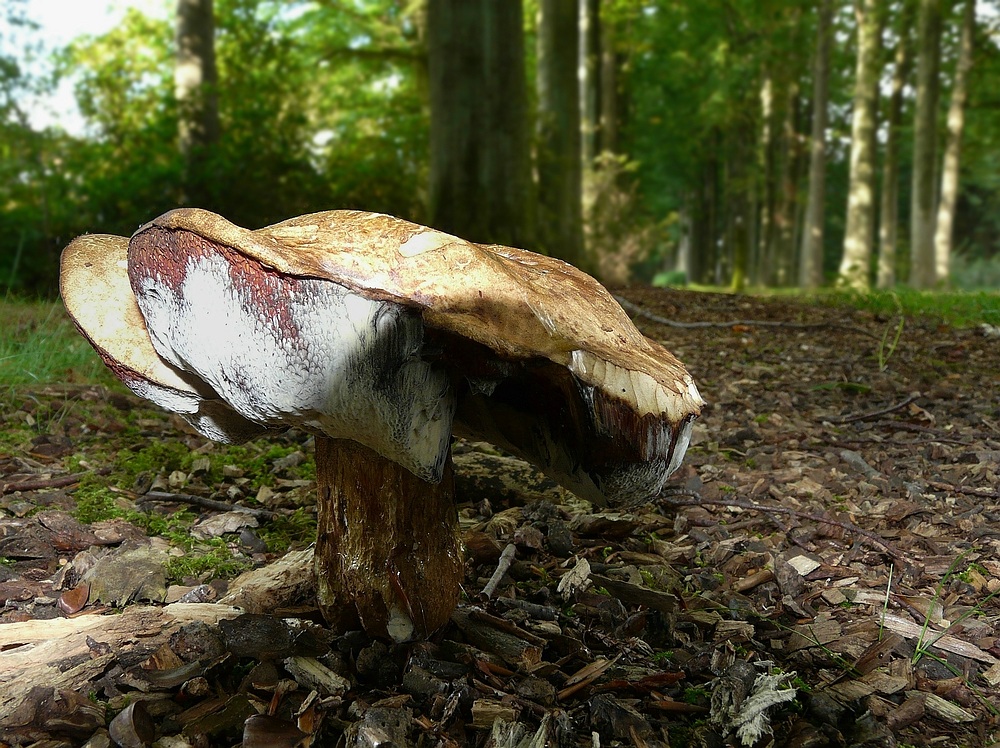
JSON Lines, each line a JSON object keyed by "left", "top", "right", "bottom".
{"left": 0, "top": 0, "right": 997, "bottom": 298}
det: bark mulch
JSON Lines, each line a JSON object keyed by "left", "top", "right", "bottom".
{"left": 1, "top": 288, "right": 999, "bottom": 747}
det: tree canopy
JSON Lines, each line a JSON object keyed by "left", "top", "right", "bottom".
{"left": 1, "top": 0, "right": 998, "bottom": 296}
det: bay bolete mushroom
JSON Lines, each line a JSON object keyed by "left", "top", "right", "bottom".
{"left": 60, "top": 209, "right": 703, "bottom": 642}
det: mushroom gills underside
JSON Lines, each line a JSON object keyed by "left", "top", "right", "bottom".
{"left": 127, "top": 227, "right": 456, "bottom": 482}
{"left": 451, "top": 359, "right": 696, "bottom": 507}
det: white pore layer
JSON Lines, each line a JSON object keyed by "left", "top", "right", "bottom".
{"left": 568, "top": 350, "right": 702, "bottom": 422}
{"left": 132, "top": 253, "right": 455, "bottom": 482}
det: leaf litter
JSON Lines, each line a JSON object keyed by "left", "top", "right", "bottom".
{"left": 0, "top": 288, "right": 999, "bottom": 746}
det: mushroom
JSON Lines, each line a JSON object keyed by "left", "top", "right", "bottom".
{"left": 60, "top": 209, "right": 703, "bottom": 642}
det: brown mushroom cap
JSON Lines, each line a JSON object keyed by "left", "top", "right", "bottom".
{"left": 129, "top": 209, "right": 702, "bottom": 503}
{"left": 140, "top": 209, "right": 701, "bottom": 423}
{"left": 64, "top": 209, "right": 702, "bottom": 505}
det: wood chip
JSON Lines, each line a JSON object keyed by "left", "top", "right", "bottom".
{"left": 471, "top": 699, "right": 517, "bottom": 729}
{"left": 881, "top": 614, "right": 999, "bottom": 665}
{"left": 907, "top": 691, "right": 976, "bottom": 724}
{"left": 557, "top": 557, "right": 591, "bottom": 600}
{"left": 788, "top": 614, "right": 842, "bottom": 651}
{"left": 787, "top": 554, "right": 822, "bottom": 576}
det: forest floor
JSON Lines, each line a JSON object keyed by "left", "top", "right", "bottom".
{"left": 2, "top": 287, "right": 1000, "bottom": 747}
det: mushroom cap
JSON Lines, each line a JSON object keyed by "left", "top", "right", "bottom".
{"left": 62, "top": 209, "right": 703, "bottom": 505}
{"left": 59, "top": 234, "right": 269, "bottom": 442}
{"left": 141, "top": 209, "right": 702, "bottom": 424}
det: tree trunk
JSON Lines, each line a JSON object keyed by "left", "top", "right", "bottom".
{"left": 427, "top": 0, "right": 533, "bottom": 249}
{"left": 757, "top": 74, "right": 775, "bottom": 284}
{"left": 910, "top": 0, "right": 944, "bottom": 288}
{"left": 933, "top": 0, "right": 975, "bottom": 286}
{"left": 773, "top": 82, "right": 801, "bottom": 286}
{"left": 800, "top": 0, "right": 833, "bottom": 289}
{"left": 689, "top": 148, "right": 719, "bottom": 285}
{"left": 728, "top": 136, "right": 751, "bottom": 292}
{"left": 598, "top": 9, "right": 621, "bottom": 157}
{"left": 175, "top": 0, "right": 220, "bottom": 208}
{"left": 877, "top": 2, "right": 914, "bottom": 289}
{"left": 537, "top": 0, "right": 586, "bottom": 269}
{"left": 838, "top": 0, "right": 884, "bottom": 289}
{"left": 483, "top": 0, "right": 534, "bottom": 248}
{"left": 314, "top": 437, "right": 462, "bottom": 642}
{"left": 580, "top": 0, "right": 601, "bottom": 168}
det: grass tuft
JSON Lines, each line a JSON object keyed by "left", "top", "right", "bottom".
{"left": 0, "top": 300, "right": 112, "bottom": 385}
{"left": 809, "top": 287, "right": 1000, "bottom": 328}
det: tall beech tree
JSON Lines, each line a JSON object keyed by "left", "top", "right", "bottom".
{"left": 427, "top": 0, "right": 532, "bottom": 247}
{"left": 933, "top": 0, "right": 976, "bottom": 285}
{"left": 537, "top": 0, "right": 585, "bottom": 269}
{"left": 175, "top": 0, "right": 220, "bottom": 208}
{"left": 838, "top": 0, "right": 883, "bottom": 289}
{"left": 580, "top": 0, "right": 601, "bottom": 168}
{"left": 877, "top": 2, "right": 914, "bottom": 289}
{"left": 426, "top": 0, "right": 532, "bottom": 249}
{"left": 910, "top": 0, "right": 944, "bottom": 288}
{"left": 800, "top": 0, "right": 833, "bottom": 289}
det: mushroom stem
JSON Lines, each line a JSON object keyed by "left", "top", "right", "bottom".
{"left": 313, "top": 436, "right": 462, "bottom": 642}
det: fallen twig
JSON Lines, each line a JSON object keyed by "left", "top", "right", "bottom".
{"left": 136, "top": 490, "right": 276, "bottom": 520}
{"left": 1, "top": 467, "right": 111, "bottom": 495}
{"left": 661, "top": 491, "right": 913, "bottom": 565}
{"left": 481, "top": 543, "right": 517, "bottom": 599}
{"left": 615, "top": 296, "right": 880, "bottom": 339}
{"left": 884, "top": 422, "right": 974, "bottom": 445}
{"left": 825, "top": 393, "right": 921, "bottom": 424}
{"left": 764, "top": 511, "right": 818, "bottom": 555}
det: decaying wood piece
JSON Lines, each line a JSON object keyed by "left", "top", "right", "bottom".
{"left": 590, "top": 573, "right": 678, "bottom": 615}
{"left": 219, "top": 548, "right": 315, "bottom": 613}
{"left": 451, "top": 609, "right": 544, "bottom": 669}
{"left": 0, "top": 603, "right": 240, "bottom": 733}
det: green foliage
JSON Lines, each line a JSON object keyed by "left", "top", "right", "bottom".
{"left": 114, "top": 440, "right": 194, "bottom": 489}
{"left": 165, "top": 539, "right": 253, "bottom": 581}
{"left": 71, "top": 479, "right": 129, "bottom": 524}
{"left": 259, "top": 507, "right": 317, "bottom": 553}
{"left": 2, "top": 0, "right": 429, "bottom": 296}
{"left": 951, "top": 252, "right": 1000, "bottom": 290}
{"left": 2, "top": 0, "right": 1000, "bottom": 296}
{"left": 681, "top": 686, "right": 709, "bottom": 705}
{"left": 651, "top": 650, "right": 672, "bottom": 664}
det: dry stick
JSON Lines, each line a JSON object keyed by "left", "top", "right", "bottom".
{"left": 614, "top": 296, "right": 881, "bottom": 340}
{"left": 825, "top": 393, "right": 921, "bottom": 424}
{"left": 661, "top": 492, "right": 913, "bottom": 565}
{"left": 1, "top": 467, "right": 111, "bottom": 495}
{"left": 481, "top": 543, "right": 517, "bottom": 599}
{"left": 887, "top": 421, "right": 975, "bottom": 445}
{"left": 136, "top": 490, "right": 276, "bottom": 520}
{"left": 838, "top": 449, "right": 883, "bottom": 481}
